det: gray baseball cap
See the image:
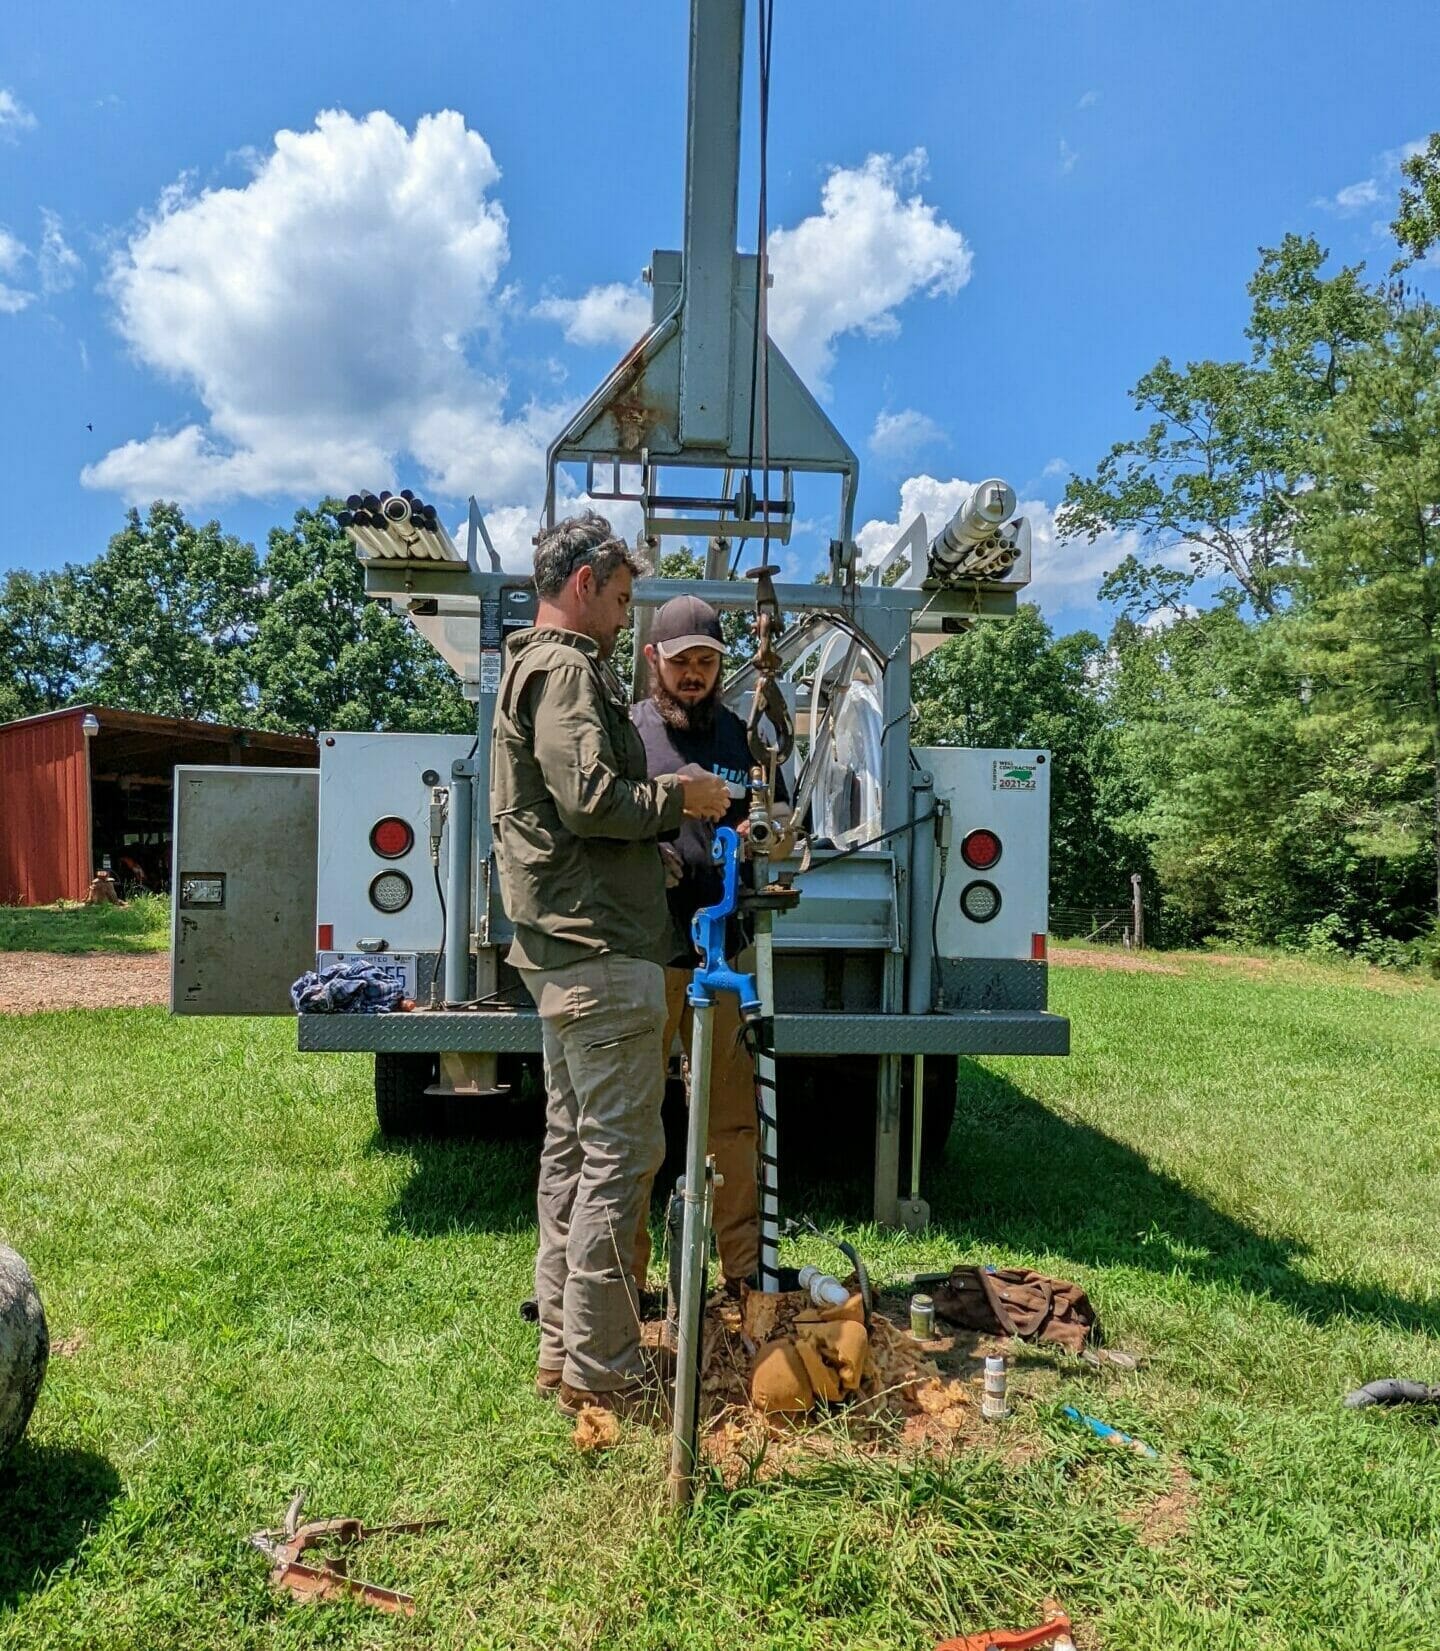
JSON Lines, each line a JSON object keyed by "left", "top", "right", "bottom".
{"left": 649, "top": 594, "right": 724, "bottom": 658}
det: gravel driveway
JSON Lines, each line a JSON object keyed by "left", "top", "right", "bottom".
{"left": 0, "top": 951, "right": 169, "bottom": 1013}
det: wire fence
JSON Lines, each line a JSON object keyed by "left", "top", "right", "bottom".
{"left": 1050, "top": 904, "right": 1150, "bottom": 946}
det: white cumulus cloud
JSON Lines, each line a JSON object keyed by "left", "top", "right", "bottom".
{"left": 1058, "top": 138, "right": 1079, "bottom": 176}
{"left": 84, "top": 109, "right": 549, "bottom": 510}
{"left": 532, "top": 281, "right": 649, "bottom": 348}
{"left": 0, "top": 90, "right": 36, "bottom": 140}
{"left": 868, "top": 407, "right": 945, "bottom": 465}
{"left": 537, "top": 150, "right": 971, "bottom": 397}
{"left": 0, "top": 228, "right": 34, "bottom": 314}
{"left": 766, "top": 150, "right": 972, "bottom": 393}
{"left": 856, "top": 473, "right": 1141, "bottom": 619}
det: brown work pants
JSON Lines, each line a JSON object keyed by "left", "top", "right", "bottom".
{"left": 632, "top": 964, "right": 761, "bottom": 1288}
{"left": 522, "top": 952, "right": 668, "bottom": 1393}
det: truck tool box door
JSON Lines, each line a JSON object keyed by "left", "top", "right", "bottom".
{"left": 170, "top": 766, "right": 319, "bottom": 1015}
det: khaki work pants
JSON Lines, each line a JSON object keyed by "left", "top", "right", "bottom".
{"left": 522, "top": 952, "right": 667, "bottom": 1393}
{"left": 632, "top": 964, "right": 761, "bottom": 1289}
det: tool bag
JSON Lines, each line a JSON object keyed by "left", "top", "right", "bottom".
{"left": 931, "top": 1267, "right": 1100, "bottom": 1355}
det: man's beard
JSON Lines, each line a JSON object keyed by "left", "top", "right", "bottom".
{"left": 653, "top": 681, "right": 718, "bottom": 736}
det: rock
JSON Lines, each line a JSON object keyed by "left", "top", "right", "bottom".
{"left": 0, "top": 1246, "right": 48, "bottom": 1458}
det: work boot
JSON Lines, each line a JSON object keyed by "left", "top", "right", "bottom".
{"left": 557, "top": 1379, "right": 662, "bottom": 1421}
{"left": 535, "top": 1366, "right": 564, "bottom": 1400}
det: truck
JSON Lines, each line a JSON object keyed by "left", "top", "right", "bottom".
{"left": 170, "top": 0, "right": 1068, "bottom": 1229}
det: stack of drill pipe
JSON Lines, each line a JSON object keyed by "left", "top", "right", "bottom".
{"left": 338, "top": 490, "right": 462, "bottom": 562}
{"left": 925, "top": 479, "right": 1020, "bottom": 586}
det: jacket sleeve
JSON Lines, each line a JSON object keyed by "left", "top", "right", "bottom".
{"left": 530, "top": 663, "right": 686, "bottom": 840}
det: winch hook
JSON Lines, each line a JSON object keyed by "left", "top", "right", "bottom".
{"left": 744, "top": 564, "right": 793, "bottom": 768}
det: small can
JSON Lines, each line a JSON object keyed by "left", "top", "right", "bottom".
{"left": 982, "top": 1354, "right": 1009, "bottom": 1421}
{"left": 909, "top": 1293, "right": 936, "bottom": 1338}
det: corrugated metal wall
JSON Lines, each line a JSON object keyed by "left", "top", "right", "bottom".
{"left": 0, "top": 713, "right": 90, "bottom": 905}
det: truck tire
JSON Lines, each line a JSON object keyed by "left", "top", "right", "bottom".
{"left": 374, "top": 1052, "right": 443, "bottom": 1140}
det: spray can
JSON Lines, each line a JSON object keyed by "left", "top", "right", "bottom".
{"left": 909, "top": 1293, "right": 936, "bottom": 1338}
{"left": 982, "top": 1354, "right": 1009, "bottom": 1421}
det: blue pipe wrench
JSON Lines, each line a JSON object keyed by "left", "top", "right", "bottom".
{"left": 687, "top": 825, "right": 761, "bottom": 1017}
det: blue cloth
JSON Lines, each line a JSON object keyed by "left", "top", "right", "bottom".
{"left": 291, "top": 960, "right": 407, "bottom": 1015}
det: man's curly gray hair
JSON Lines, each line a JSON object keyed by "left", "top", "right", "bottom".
{"left": 532, "top": 510, "right": 644, "bottom": 599}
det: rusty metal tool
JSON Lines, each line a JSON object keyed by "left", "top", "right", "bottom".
{"left": 249, "top": 1492, "right": 445, "bottom": 1615}
{"left": 935, "top": 1610, "right": 1076, "bottom": 1651}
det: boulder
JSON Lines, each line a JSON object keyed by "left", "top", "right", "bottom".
{"left": 0, "top": 1245, "right": 48, "bottom": 1458}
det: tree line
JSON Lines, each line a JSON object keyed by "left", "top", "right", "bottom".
{"left": 3, "top": 141, "right": 1438, "bottom": 962}
{"left": 0, "top": 502, "right": 473, "bottom": 736}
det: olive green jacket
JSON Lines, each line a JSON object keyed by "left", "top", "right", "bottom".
{"left": 490, "top": 626, "right": 686, "bottom": 971}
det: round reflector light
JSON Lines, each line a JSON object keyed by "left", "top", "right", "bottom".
{"left": 369, "top": 870, "right": 413, "bottom": 914}
{"left": 370, "top": 816, "right": 414, "bottom": 859}
{"left": 961, "top": 828, "right": 1002, "bottom": 870}
{"left": 959, "top": 879, "right": 1002, "bottom": 923}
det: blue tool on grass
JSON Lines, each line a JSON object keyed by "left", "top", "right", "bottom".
{"left": 1061, "top": 1405, "right": 1158, "bottom": 1458}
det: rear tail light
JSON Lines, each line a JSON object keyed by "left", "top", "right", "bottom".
{"left": 370, "top": 816, "right": 414, "bottom": 859}
{"left": 1031, "top": 931, "right": 1047, "bottom": 961}
{"left": 959, "top": 879, "right": 1002, "bottom": 923}
{"left": 369, "top": 870, "right": 413, "bottom": 913}
{"left": 961, "top": 828, "right": 1002, "bottom": 869}
{"left": 317, "top": 923, "right": 334, "bottom": 951}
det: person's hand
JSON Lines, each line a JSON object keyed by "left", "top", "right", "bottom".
{"left": 658, "top": 841, "right": 684, "bottom": 888}
{"left": 678, "top": 765, "right": 729, "bottom": 822}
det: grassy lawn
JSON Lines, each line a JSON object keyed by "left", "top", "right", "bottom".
{"left": 3, "top": 956, "right": 1440, "bottom": 1648}
{"left": 0, "top": 895, "right": 171, "bottom": 954}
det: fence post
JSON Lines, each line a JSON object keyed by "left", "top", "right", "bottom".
{"left": 1131, "top": 873, "right": 1145, "bottom": 950}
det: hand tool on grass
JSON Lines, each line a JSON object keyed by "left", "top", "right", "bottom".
{"left": 249, "top": 1491, "right": 445, "bottom": 1615}
{"left": 935, "top": 1608, "right": 1076, "bottom": 1650}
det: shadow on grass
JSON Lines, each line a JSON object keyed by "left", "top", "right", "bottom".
{"left": 793, "top": 1060, "right": 1440, "bottom": 1339}
{"left": 373, "top": 1058, "right": 1440, "bottom": 1339}
{"left": 0, "top": 1442, "right": 120, "bottom": 1610}
{"left": 370, "top": 1129, "right": 538, "bottom": 1237}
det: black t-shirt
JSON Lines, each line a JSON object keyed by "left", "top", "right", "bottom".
{"left": 631, "top": 696, "right": 788, "bottom": 967}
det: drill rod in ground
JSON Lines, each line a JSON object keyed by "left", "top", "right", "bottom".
{"left": 754, "top": 906, "right": 780, "bottom": 1293}
{"left": 668, "top": 996, "right": 716, "bottom": 1509}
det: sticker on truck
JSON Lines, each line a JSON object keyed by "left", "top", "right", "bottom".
{"left": 992, "top": 761, "right": 1037, "bottom": 791}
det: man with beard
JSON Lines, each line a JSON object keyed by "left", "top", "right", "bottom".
{"left": 630, "top": 594, "right": 789, "bottom": 1294}
{"left": 491, "top": 518, "right": 729, "bottom": 1416}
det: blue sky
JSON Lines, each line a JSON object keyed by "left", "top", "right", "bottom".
{"left": 2, "top": 0, "right": 1437, "bottom": 637}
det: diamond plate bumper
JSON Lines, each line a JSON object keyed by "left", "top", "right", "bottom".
{"left": 297, "top": 1008, "right": 1069, "bottom": 1057}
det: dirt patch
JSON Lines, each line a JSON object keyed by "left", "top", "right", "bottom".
{"left": 1051, "top": 947, "right": 1183, "bottom": 976}
{"left": 640, "top": 1288, "right": 1072, "bottom": 1484}
{"left": 0, "top": 950, "right": 168, "bottom": 1013}
{"left": 1184, "top": 951, "right": 1274, "bottom": 979}
{"left": 1123, "top": 1458, "right": 1197, "bottom": 1548}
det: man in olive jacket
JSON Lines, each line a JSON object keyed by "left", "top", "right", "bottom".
{"left": 491, "top": 512, "right": 728, "bottom": 1416}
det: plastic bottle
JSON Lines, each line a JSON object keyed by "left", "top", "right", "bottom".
{"left": 798, "top": 1266, "right": 850, "bottom": 1309}
{"left": 982, "top": 1354, "right": 1009, "bottom": 1420}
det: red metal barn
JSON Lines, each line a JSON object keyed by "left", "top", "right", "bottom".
{"left": 0, "top": 706, "right": 315, "bottom": 906}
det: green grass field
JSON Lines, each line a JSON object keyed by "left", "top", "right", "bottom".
{"left": 3, "top": 955, "right": 1440, "bottom": 1649}
{"left": 0, "top": 895, "right": 171, "bottom": 954}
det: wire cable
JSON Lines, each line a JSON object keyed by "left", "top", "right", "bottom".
{"left": 733, "top": 0, "right": 776, "bottom": 580}
{"left": 431, "top": 860, "right": 447, "bottom": 1009}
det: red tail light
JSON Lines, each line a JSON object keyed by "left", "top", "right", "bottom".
{"left": 1031, "top": 932, "right": 1047, "bottom": 961}
{"left": 370, "top": 816, "right": 414, "bottom": 859}
{"left": 317, "top": 923, "right": 334, "bottom": 951}
{"left": 961, "top": 828, "right": 1002, "bottom": 869}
